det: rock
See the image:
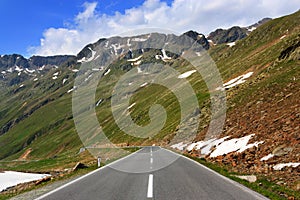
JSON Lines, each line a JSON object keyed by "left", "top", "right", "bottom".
{"left": 235, "top": 175, "right": 257, "bottom": 183}
{"left": 296, "top": 182, "right": 300, "bottom": 190}
{"left": 272, "top": 145, "right": 293, "bottom": 156}
{"left": 35, "top": 176, "right": 51, "bottom": 185}
{"left": 72, "top": 162, "right": 87, "bottom": 171}
{"left": 78, "top": 147, "right": 86, "bottom": 154}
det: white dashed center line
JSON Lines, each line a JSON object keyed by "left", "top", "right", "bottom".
{"left": 147, "top": 174, "right": 153, "bottom": 198}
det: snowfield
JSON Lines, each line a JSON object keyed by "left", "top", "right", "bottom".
{"left": 209, "top": 134, "right": 263, "bottom": 157}
{"left": 0, "top": 171, "right": 50, "bottom": 192}
{"left": 170, "top": 142, "right": 188, "bottom": 151}
{"left": 171, "top": 134, "right": 264, "bottom": 158}
{"left": 273, "top": 163, "right": 300, "bottom": 170}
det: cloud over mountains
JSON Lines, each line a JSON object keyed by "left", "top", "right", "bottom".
{"left": 29, "top": 0, "right": 300, "bottom": 56}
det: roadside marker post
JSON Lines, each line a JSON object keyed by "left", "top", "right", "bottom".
{"left": 97, "top": 157, "right": 101, "bottom": 168}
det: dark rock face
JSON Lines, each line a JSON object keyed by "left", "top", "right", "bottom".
{"left": 183, "top": 30, "right": 210, "bottom": 50}
{"left": 29, "top": 55, "right": 76, "bottom": 68}
{"left": 207, "top": 26, "right": 248, "bottom": 44}
{"left": 0, "top": 54, "right": 29, "bottom": 70}
{"left": 0, "top": 54, "right": 75, "bottom": 70}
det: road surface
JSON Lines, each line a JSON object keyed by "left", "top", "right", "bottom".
{"left": 36, "top": 147, "right": 269, "bottom": 200}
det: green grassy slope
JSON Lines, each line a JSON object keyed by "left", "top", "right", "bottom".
{"left": 0, "top": 10, "right": 299, "bottom": 174}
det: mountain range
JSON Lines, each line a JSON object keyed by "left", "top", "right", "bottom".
{"left": 0, "top": 10, "right": 299, "bottom": 199}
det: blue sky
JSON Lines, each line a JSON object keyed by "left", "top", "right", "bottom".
{"left": 0, "top": 0, "right": 299, "bottom": 57}
{"left": 0, "top": 0, "right": 164, "bottom": 56}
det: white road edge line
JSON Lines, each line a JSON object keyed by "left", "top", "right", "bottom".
{"left": 147, "top": 174, "right": 153, "bottom": 198}
{"left": 34, "top": 148, "right": 144, "bottom": 200}
{"left": 163, "top": 148, "right": 269, "bottom": 200}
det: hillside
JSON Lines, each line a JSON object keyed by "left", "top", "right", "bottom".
{"left": 175, "top": 10, "right": 300, "bottom": 194}
{"left": 0, "top": 10, "right": 299, "bottom": 198}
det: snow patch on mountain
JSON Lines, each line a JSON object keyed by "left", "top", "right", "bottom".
{"left": 127, "top": 39, "right": 132, "bottom": 47}
{"left": 38, "top": 65, "right": 45, "bottom": 71}
{"left": 161, "top": 49, "right": 171, "bottom": 61}
{"left": 128, "top": 55, "right": 143, "bottom": 62}
{"left": 210, "top": 134, "right": 263, "bottom": 157}
{"left": 67, "top": 86, "right": 77, "bottom": 93}
{"left": 260, "top": 153, "right": 274, "bottom": 161}
{"left": 127, "top": 102, "right": 136, "bottom": 110}
{"left": 280, "top": 35, "right": 286, "bottom": 40}
{"left": 171, "top": 134, "right": 264, "bottom": 158}
{"left": 85, "top": 74, "right": 93, "bottom": 82}
{"left": 155, "top": 49, "right": 172, "bottom": 62}
{"left": 53, "top": 72, "right": 59, "bottom": 76}
{"left": 62, "top": 78, "right": 68, "bottom": 85}
{"left": 137, "top": 66, "right": 143, "bottom": 73}
{"left": 247, "top": 27, "right": 256, "bottom": 32}
{"left": 178, "top": 70, "right": 197, "bottom": 79}
{"left": 140, "top": 82, "right": 148, "bottom": 87}
{"left": 25, "top": 68, "right": 35, "bottom": 73}
{"left": 78, "top": 47, "right": 96, "bottom": 63}
{"left": 96, "top": 99, "right": 102, "bottom": 107}
{"left": 227, "top": 42, "right": 236, "bottom": 47}
{"left": 217, "top": 72, "right": 253, "bottom": 91}
{"left": 7, "top": 68, "right": 13, "bottom": 73}
{"left": 111, "top": 43, "right": 124, "bottom": 55}
{"left": 15, "top": 66, "right": 23, "bottom": 72}
{"left": 273, "top": 163, "right": 300, "bottom": 170}
{"left": 104, "top": 69, "right": 111, "bottom": 76}
{"left": 170, "top": 142, "right": 188, "bottom": 151}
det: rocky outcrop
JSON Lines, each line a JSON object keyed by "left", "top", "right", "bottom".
{"left": 182, "top": 30, "right": 210, "bottom": 50}
{"left": 207, "top": 26, "right": 248, "bottom": 44}
{"left": 0, "top": 54, "right": 75, "bottom": 71}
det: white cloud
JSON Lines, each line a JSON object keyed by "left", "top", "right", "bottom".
{"left": 28, "top": 0, "right": 300, "bottom": 56}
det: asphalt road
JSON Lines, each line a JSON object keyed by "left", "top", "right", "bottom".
{"left": 36, "top": 147, "right": 269, "bottom": 200}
